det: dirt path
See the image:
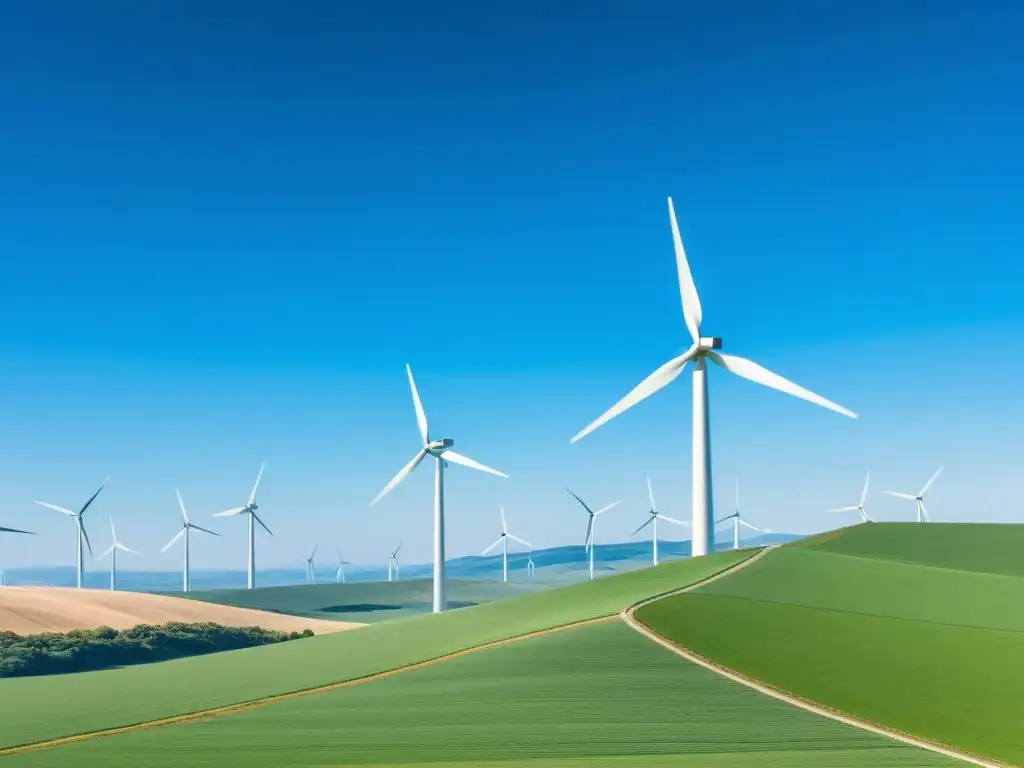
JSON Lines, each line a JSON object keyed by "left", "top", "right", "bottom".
{"left": 621, "top": 546, "right": 1011, "bottom": 768}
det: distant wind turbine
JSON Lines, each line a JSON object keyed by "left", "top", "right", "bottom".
{"left": 370, "top": 364, "right": 508, "bottom": 613}
{"left": 0, "top": 524, "right": 36, "bottom": 587}
{"left": 526, "top": 550, "right": 535, "bottom": 578}
{"left": 567, "top": 489, "right": 620, "bottom": 581}
{"left": 632, "top": 474, "right": 690, "bottom": 566}
{"left": 336, "top": 549, "right": 351, "bottom": 584}
{"left": 481, "top": 505, "right": 533, "bottom": 582}
{"left": 303, "top": 544, "right": 319, "bottom": 584}
{"left": 162, "top": 489, "right": 219, "bottom": 592}
{"left": 569, "top": 197, "right": 857, "bottom": 558}
{"left": 100, "top": 516, "right": 142, "bottom": 591}
{"left": 214, "top": 462, "right": 272, "bottom": 589}
{"left": 826, "top": 471, "right": 873, "bottom": 523}
{"left": 715, "top": 478, "right": 768, "bottom": 550}
{"left": 387, "top": 541, "right": 402, "bottom": 582}
{"left": 884, "top": 466, "right": 943, "bottom": 522}
{"left": 34, "top": 475, "right": 109, "bottom": 588}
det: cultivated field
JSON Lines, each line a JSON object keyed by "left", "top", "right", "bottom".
{"left": 1, "top": 620, "right": 960, "bottom": 767}
{"left": 636, "top": 523, "right": 1024, "bottom": 766}
{"left": 0, "top": 548, "right": 753, "bottom": 750}
{"left": 0, "top": 587, "right": 359, "bottom": 636}
{"left": 183, "top": 577, "right": 540, "bottom": 623}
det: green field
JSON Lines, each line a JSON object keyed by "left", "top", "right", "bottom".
{"left": 637, "top": 523, "right": 1024, "bottom": 766}
{"left": 0, "top": 548, "right": 752, "bottom": 750}
{"left": 181, "top": 578, "right": 540, "bottom": 623}
{"left": 1, "top": 621, "right": 960, "bottom": 767}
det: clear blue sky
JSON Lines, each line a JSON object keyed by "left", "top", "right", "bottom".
{"left": 1, "top": 1, "right": 1022, "bottom": 571}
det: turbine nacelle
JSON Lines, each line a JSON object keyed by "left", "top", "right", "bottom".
{"left": 698, "top": 337, "right": 723, "bottom": 351}
{"left": 427, "top": 438, "right": 454, "bottom": 455}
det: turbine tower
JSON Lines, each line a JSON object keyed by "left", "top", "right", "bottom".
{"left": 303, "top": 544, "right": 319, "bottom": 584}
{"left": 0, "top": 524, "right": 36, "bottom": 587}
{"left": 567, "top": 489, "right": 619, "bottom": 580}
{"left": 715, "top": 478, "right": 767, "bottom": 551}
{"left": 387, "top": 541, "right": 402, "bottom": 582}
{"left": 100, "top": 516, "right": 142, "bottom": 591}
{"left": 214, "top": 462, "right": 272, "bottom": 589}
{"left": 370, "top": 364, "right": 508, "bottom": 613}
{"left": 335, "top": 549, "right": 351, "bottom": 584}
{"left": 884, "top": 466, "right": 943, "bottom": 522}
{"left": 481, "top": 505, "right": 533, "bottom": 582}
{"left": 34, "top": 475, "right": 109, "bottom": 588}
{"left": 162, "top": 489, "right": 219, "bottom": 592}
{"left": 569, "top": 198, "right": 857, "bottom": 557}
{"left": 632, "top": 474, "right": 690, "bottom": 566}
{"left": 825, "top": 471, "right": 873, "bottom": 524}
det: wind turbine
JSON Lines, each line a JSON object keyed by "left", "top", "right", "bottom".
{"left": 370, "top": 364, "right": 508, "bottom": 613}
{"left": 162, "top": 488, "right": 220, "bottom": 592}
{"left": 632, "top": 474, "right": 690, "bottom": 566}
{"left": 214, "top": 462, "right": 272, "bottom": 589}
{"left": 303, "top": 544, "right": 319, "bottom": 584}
{"left": 34, "top": 475, "right": 109, "bottom": 588}
{"left": 481, "top": 505, "right": 533, "bottom": 582}
{"left": 825, "top": 471, "right": 873, "bottom": 524}
{"left": 526, "top": 550, "right": 535, "bottom": 578}
{"left": 387, "top": 541, "right": 402, "bottom": 582}
{"left": 100, "top": 517, "right": 142, "bottom": 591}
{"left": 0, "top": 524, "right": 36, "bottom": 587}
{"left": 569, "top": 198, "right": 857, "bottom": 557}
{"left": 336, "top": 549, "right": 351, "bottom": 584}
{"left": 715, "top": 478, "right": 768, "bottom": 551}
{"left": 567, "top": 489, "right": 620, "bottom": 580}
{"left": 884, "top": 466, "right": 943, "bottom": 522}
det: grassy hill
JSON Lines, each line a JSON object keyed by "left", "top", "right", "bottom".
{"left": 637, "top": 522, "right": 1024, "bottom": 766}
{"left": 182, "top": 578, "right": 540, "bottom": 623}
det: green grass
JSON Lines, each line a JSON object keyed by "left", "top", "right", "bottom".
{"left": 1, "top": 621, "right": 960, "bottom": 767}
{"left": 0, "top": 548, "right": 752, "bottom": 749}
{"left": 181, "top": 578, "right": 540, "bottom": 623}
{"left": 796, "top": 521, "right": 1024, "bottom": 576}
{"left": 638, "top": 542, "right": 1024, "bottom": 765}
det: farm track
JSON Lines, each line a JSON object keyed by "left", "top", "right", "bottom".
{"left": 0, "top": 551, "right": 761, "bottom": 756}
{"left": 622, "top": 546, "right": 1015, "bottom": 768}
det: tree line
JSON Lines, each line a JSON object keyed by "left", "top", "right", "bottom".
{"left": 0, "top": 622, "right": 315, "bottom": 678}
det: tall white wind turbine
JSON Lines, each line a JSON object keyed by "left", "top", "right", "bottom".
{"left": 303, "top": 544, "right": 319, "bottom": 584}
{"left": 336, "top": 549, "right": 351, "bottom": 584}
{"left": 481, "top": 505, "right": 533, "bottom": 582}
{"left": 34, "top": 475, "right": 109, "bottom": 588}
{"left": 825, "top": 471, "right": 873, "bottom": 524}
{"left": 214, "top": 462, "right": 272, "bottom": 589}
{"left": 715, "top": 478, "right": 768, "bottom": 550}
{"left": 162, "top": 489, "right": 220, "bottom": 592}
{"left": 632, "top": 474, "right": 690, "bottom": 566}
{"left": 567, "top": 489, "right": 620, "bottom": 581}
{"left": 100, "top": 517, "right": 142, "bottom": 591}
{"left": 569, "top": 198, "right": 857, "bottom": 557}
{"left": 0, "top": 524, "right": 36, "bottom": 587}
{"left": 370, "top": 364, "right": 508, "bottom": 613}
{"left": 884, "top": 466, "right": 943, "bottom": 522}
{"left": 387, "top": 541, "right": 402, "bottom": 582}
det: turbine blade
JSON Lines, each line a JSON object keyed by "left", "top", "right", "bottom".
{"left": 176, "top": 488, "right": 190, "bottom": 524}
{"left": 825, "top": 505, "right": 860, "bottom": 513}
{"left": 714, "top": 513, "right": 738, "bottom": 525}
{"left": 631, "top": 516, "right": 655, "bottom": 536}
{"left": 161, "top": 527, "right": 187, "bottom": 552}
{"left": 706, "top": 352, "right": 858, "bottom": 419}
{"left": 110, "top": 516, "right": 116, "bottom": 541}
{"left": 252, "top": 512, "right": 273, "bottom": 537}
{"left": 919, "top": 465, "right": 944, "bottom": 496}
{"left": 738, "top": 519, "right": 764, "bottom": 532}
{"left": 34, "top": 501, "right": 76, "bottom": 516}
{"left": 646, "top": 473, "right": 656, "bottom": 512}
{"left": 481, "top": 536, "right": 504, "bottom": 556}
{"left": 507, "top": 534, "right": 532, "bottom": 549}
{"left": 0, "top": 525, "right": 35, "bottom": 535}
{"left": 569, "top": 348, "right": 698, "bottom": 443}
{"left": 566, "top": 488, "right": 594, "bottom": 515}
{"left": 310, "top": 543, "right": 319, "bottom": 560}
{"left": 735, "top": 477, "right": 740, "bottom": 514}
{"left": 920, "top": 501, "right": 932, "bottom": 522}
{"left": 79, "top": 475, "right": 110, "bottom": 516}
{"left": 442, "top": 450, "right": 508, "bottom": 478}
{"left": 370, "top": 449, "right": 428, "bottom": 506}
{"left": 117, "top": 543, "right": 143, "bottom": 555}
{"left": 248, "top": 461, "right": 266, "bottom": 507}
{"left": 99, "top": 544, "right": 116, "bottom": 559}
{"left": 594, "top": 500, "right": 620, "bottom": 516}
{"left": 80, "top": 518, "right": 93, "bottom": 556}
{"left": 883, "top": 491, "right": 916, "bottom": 500}
{"left": 500, "top": 504, "right": 507, "bottom": 534}
{"left": 406, "top": 364, "right": 429, "bottom": 445}
{"left": 667, "top": 197, "right": 703, "bottom": 344}
{"left": 860, "top": 470, "right": 871, "bottom": 507}
{"left": 188, "top": 523, "right": 220, "bottom": 537}
{"left": 584, "top": 516, "right": 594, "bottom": 550}
{"left": 214, "top": 507, "right": 248, "bottom": 517}
{"left": 657, "top": 514, "right": 691, "bottom": 527}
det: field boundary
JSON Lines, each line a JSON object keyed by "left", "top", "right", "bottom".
{"left": 621, "top": 549, "right": 1014, "bottom": 768}
{"left": 0, "top": 551, "right": 760, "bottom": 756}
